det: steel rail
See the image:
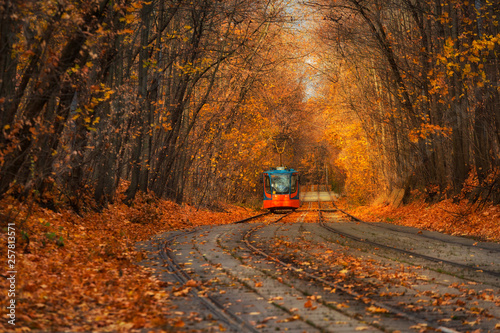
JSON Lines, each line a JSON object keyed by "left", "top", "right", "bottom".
{"left": 159, "top": 212, "right": 272, "bottom": 333}
{"left": 319, "top": 187, "right": 500, "bottom": 279}
{"left": 262, "top": 185, "right": 460, "bottom": 332}
{"left": 325, "top": 186, "right": 500, "bottom": 253}
{"left": 319, "top": 220, "right": 500, "bottom": 278}
{"left": 242, "top": 205, "right": 460, "bottom": 333}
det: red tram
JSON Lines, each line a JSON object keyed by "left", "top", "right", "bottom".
{"left": 263, "top": 167, "right": 300, "bottom": 212}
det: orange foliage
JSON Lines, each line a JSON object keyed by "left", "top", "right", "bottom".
{"left": 318, "top": 86, "right": 382, "bottom": 203}
{"left": 348, "top": 199, "right": 500, "bottom": 242}
{"left": 0, "top": 187, "right": 254, "bottom": 332}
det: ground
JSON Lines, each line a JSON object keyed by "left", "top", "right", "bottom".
{"left": 0, "top": 190, "right": 499, "bottom": 332}
{"left": 0, "top": 190, "right": 255, "bottom": 332}
{"left": 346, "top": 198, "right": 500, "bottom": 242}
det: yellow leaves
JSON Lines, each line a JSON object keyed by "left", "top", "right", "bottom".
{"left": 185, "top": 279, "right": 200, "bottom": 287}
{"left": 103, "top": 89, "right": 115, "bottom": 100}
{"left": 325, "top": 116, "right": 378, "bottom": 202}
{"left": 440, "top": 11, "right": 450, "bottom": 24}
{"left": 433, "top": 32, "right": 500, "bottom": 91}
{"left": 173, "top": 287, "right": 191, "bottom": 297}
{"left": 282, "top": 314, "right": 300, "bottom": 322}
{"left": 161, "top": 123, "right": 172, "bottom": 132}
{"left": 468, "top": 55, "right": 481, "bottom": 63}
{"left": 443, "top": 37, "right": 457, "bottom": 58}
{"left": 131, "top": 2, "right": 145, "bottom": 10}
{"left": 463, "top": 63, "right": 471, "bottom": 75}
{"left": 117, "top": 28, "right": 135, "bottom": 35}
{"left": 355, "top": 326, "right": 371, "bottom": 331}
{"left": 174, "top": 61, "right": 204, "bottom": 75}
{"left": 409, "top": 123, "right": 452, "bottom": 143}
{"left": 366, "top": 305, "right": 389, "bottom": 313}
{"left": 261, "top": 316, "right": 278, "bottom": 323}
{"left": 120, "top": 14, "right": 136, "bottom": 24}
{"left": 410, "top": 323, "right": 428, "bottom": 331}
{"left": 336, "top": 302, "right": 350, "bottom": 309}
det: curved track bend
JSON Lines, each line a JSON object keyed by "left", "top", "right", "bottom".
{"left": 137, "top": 186, "right": 500, "bottom": 332}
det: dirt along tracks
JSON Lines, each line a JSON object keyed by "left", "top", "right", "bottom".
{"left": 138, "top": 186, "right": 500, "bottom": 332}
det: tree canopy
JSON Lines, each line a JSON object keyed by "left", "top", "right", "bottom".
{"left": 1, "top": 0, "right": 500, "bottom": 208}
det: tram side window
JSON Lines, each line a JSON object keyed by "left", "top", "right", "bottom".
{"left": 265, "top": 175, "right": 272, "bottom": 194}
{"left": 291, "top": 174, "right": 298, "bottom": 193}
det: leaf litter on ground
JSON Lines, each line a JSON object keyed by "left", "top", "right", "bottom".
{"left": 2, "top": 188, "right": 499, "bottom": 332}
{"left": 0, "top": 187, "right": 254, "bottom": 332}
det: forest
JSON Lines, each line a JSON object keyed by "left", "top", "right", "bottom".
{"left": 1, "top": 0, "right": 500, "bottom": 210}
{"left": 312, "top": 0, "right": 500, "bottom": 205}
{"left": 1, "top": 0, "right": 500, "bottom": 331}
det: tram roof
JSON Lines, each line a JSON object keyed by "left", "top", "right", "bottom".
{"left": 264, "top": 167, "right": 297, "bottom": 174}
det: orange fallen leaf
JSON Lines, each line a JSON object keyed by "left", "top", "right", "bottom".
{"left": 261, "top": 316, "right": 277, "bottom": 323}
{"left": 173, "top": 287, "right": 191, "bottom": 297}
{"left": 367, "top": 305, "right": 389, "bottom": 313}
{"left": 185, "top": 279, "right": 199, "bottom": 287}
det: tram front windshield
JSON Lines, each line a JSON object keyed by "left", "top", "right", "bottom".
{"left": 271, "top": 174, "right": 290, "bottom": 194}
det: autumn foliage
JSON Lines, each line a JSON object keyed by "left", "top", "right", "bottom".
{"left": 1, "top": 0, "right": 500, "bottom": 330}
{"left": 0, "top": 185, "right": 254, "bottom": 332}
{"left": 308, "top": 0, "right": 500, "bottom": 204}
{"left": 0, "top": 0, "right": 311, "bottom": 212}
{"left": 345, "top": 197, "right": 500, "bottom": 244}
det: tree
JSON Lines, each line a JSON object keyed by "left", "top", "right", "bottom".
{"left": 0, "top": 0, "right": 311, "bottom": 211}
{"left": 308, "top": 0, "right": 500, "bottom": 202}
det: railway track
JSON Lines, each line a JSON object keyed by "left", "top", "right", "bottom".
{"left": 159, "top": 229, "right": 262, "bottom": 333}
{"left": 138, "top": 185, "right": 500, "bottom": 332}
{"left": 317, "top": 186, "right": 500, "bottom": 284}
{"left": 326, "top": 187, "right": 500, "bottom": 256}
{"left": 243, "top": 188, "right": 499, "bottom": 332}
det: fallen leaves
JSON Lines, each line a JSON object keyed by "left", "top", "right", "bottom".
{"left": 347, "top": 198, "right": 500, "bottom": 242}
{"left": 173, "top": 287, "right": 192, "bottom": 297}
{"left": 304, "top": 299, "right": 313, "bottom": 308}
{"left": 185, "top": 279, "right": 200, "bottom": 288}
{"left": 173, "top": 319, "right": 186, "bottom": 327}
{"left": 261, "top": 316, "right": 277, "bottom": 323}
{"left": 279, "top": 314, "right": 300, "bottom": 322}
{"left": 366, "top": 305, "right": 389, "bottom": 314}
{"left": 0, "top": 188, "right": 255, "bottom": 332}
